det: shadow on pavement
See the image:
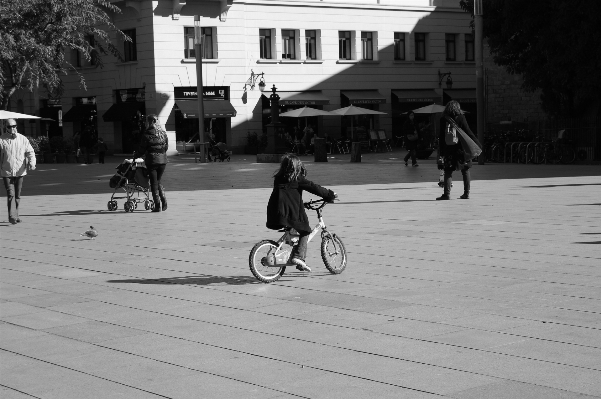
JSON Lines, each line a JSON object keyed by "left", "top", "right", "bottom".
{"left": 107, "top": 275, "right": 261, "bottom": 286}
{"left": 524, "top": 183, "right": 601, "bottom": 188}
{"left": 21, "top": 210, "right": 110, "bottom": 217}
{"left": 572, "top": 241, "right": 601, "bottom": 244}
{"left": 566, "top": 203, "right": 601, "bottom": 206}
{"left": 338, "top": 199, "right": 437, "bottom": 205}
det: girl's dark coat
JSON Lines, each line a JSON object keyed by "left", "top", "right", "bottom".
{"left": 266, "top": 175, "right": 335, "bottom": 234}
{"left": 139, "top": 128, "right": 169, "bottom": 165}
{"left": 403, "top": 119, "right": 419, "bottom": 150}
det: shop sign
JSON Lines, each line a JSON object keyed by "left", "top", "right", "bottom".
{"left": 284, "top": 100, "right": 318, "bottom": 105}
{"left": 350, "top": 99, "right": 386, "bottom": 104}
{"left": 45, "top": 99, "right": 62, "bottom": 108}
{"left": 174, "top": 86, "right": 229, "bottom": 101}
{"left": 402, "top": 97, "right": 436, "bottom": 103}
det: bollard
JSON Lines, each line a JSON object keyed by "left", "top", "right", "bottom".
{"left": 350, "top": 142, "right": 361, "bottom": 162}
{"left": 314, "top": 137, "right": 327, "bottom": 162}
{"left": 195, "top": 142, "right": 209, "bottom": 163}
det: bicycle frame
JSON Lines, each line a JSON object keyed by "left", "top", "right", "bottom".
{"left": 267, "top": 206, "right": 329, "bottom": 267}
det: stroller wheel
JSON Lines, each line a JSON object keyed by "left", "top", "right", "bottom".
{"left": 124, "top": 201, "right": 132, "bottom": 213}
{"left": 107, "top": 200, "right": 118, "bottom": 211}
{"left": 148, "top": 200, "right": 155, "bottom": 211}
{"left": 134, "top": 201, "right": 138, "bottom": 209}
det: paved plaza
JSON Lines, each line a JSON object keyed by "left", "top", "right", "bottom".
{"left": 1, "top": 150, "right": 600, "bottom": 398}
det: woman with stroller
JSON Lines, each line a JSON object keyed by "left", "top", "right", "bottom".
{"left": 139, "top": 114, "right": 169, "bottom": 212}
{"left": 266, "top": 154, "right": 337, "bottom": 272}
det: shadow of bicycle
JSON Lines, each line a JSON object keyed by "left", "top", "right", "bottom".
{"left": 107, "top": 275, "right": 261, "bottom": 286}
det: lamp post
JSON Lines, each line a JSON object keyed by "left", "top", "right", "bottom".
{"left": 194, "top": 16, "right": 205, "bottom": 148}
{"left": 475, "top": 0, "right": 485, "bottom": 165}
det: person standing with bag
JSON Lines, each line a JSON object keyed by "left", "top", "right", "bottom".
{"left": 139, "top": 114, "right": 168, "bottom": 212}
{"left": 403, "top": 111, "right": 419, "bottom": 167}
{"left": 436, "top": 100, "right": 481, "bottom": 200}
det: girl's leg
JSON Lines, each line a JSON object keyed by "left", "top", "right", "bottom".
{"left": 437, "top": 169, "right": 453, "bottom": 200}
{"left": 290, "top": 232, "right": 311, "bottom": 272}
{"left": 411, "top": 149, "right": 418, "bottom": 165}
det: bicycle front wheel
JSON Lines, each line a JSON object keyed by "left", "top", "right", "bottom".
{"left": 321, "top": 234, "right": 347, "bottom": 274}
{"left": 560, "top": 146, "right": 576, "bottom": 164}
{"left": 249, "top": 240, "right": 286, "bottom": 283}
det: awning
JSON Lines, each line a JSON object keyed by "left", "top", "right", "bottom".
{"left": 341, "top": 90, "right": 386, "bottom": 104}
{"left": 444, "top": 89, "right": 476, "bottom": 103}
{"left": 102, "top": 102, "right": 145, "bottom": 122}
{"left": 62, "top": 104, "right": 96, "bottom": 122}
{"left": 392, "top": 89, "right": 441, "bottom": 103}
{"left": 274, "top": 91, "right": 330, "bottom": 106}
{"left": 175, "top": 100, "right": 237, "bottom": 118}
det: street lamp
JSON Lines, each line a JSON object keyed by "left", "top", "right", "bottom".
{"left": 194, "top": 15, "right": 205, "bottom": 146}
{"left": 438, "top": 70, "right": 453, "bottom": 89}
{"left": 243, "top": 70, "right": 266, "bottom": 92}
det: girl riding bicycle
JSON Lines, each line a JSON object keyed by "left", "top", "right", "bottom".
{"left": 266, "top": 154, "right": 337, "bottom": 272}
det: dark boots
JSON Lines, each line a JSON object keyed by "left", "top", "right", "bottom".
{"left": 158, "top": 185, "right": 167, "bottom": 211}
{"left": 151, "top": 190, "right": 161, "bottom": 212}
{"left": 437, "top": 172, "right": 451, "bottom": 200}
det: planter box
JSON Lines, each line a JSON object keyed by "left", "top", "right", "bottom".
{"left": 56, "top": 153, "right": 66, "bottom": 163}
{"left": 43, "top": 152, "right": 55, "bottom": 163}
{"left": 35, "top": 153, "right": 43, "bottom": 164}
{"left": 66, "top": 153, "right": 77, "bottom": 163}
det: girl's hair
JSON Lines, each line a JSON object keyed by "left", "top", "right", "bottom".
{"left": 274, "top": 153, "right": 307, "bottom": 182}
{"left": 444, "top": 100, "right": 462, "bottom": 117}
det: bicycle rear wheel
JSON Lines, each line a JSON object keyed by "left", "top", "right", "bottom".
{"left": 249, "top": 240, "right": 287, "bottom": 283}
{"left": 532, "top": 144, "right": 545, "bottom": 164}
{"left": 321, "top": 234, "right": 347, "bottom": 274}
{"left": 559, "top": 146, "right": 576, "bottom": 164}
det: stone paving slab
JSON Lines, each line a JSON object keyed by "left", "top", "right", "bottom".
{"left": 1, "top": 152, "right": 600, "bottom": 398}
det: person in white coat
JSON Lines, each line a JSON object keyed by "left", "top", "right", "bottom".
{"left": 0, "top": 119, "right": 36, "bottom": 224}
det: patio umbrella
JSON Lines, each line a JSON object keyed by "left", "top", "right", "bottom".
{"left": 0, "top": 110, "right": 42, "bottom": 120}
{"left": 279, "top": 106, "right": 333, "bottom": 131}
{"left": 411, "top": 104, "right": 446, "bottom": 114}
{"left": 329, "top": 105, "right": 387, "bottom": 140}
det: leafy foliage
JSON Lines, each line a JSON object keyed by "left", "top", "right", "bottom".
{"left": 459, "top": 0, "right": 601, "bottom": 117}
{"left": 0, "top": 0, "right": 127, "bottom": 109}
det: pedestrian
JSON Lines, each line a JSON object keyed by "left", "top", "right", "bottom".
{"left": 436, "top": 100, "right": 481, "bottom": 200}
{"left": 0, "top": 119, "right": 36, "bottom": 224}
{"left": 139, "top": 114, "right": 168, "bottom": 212}
{"left": 96, "top": 137, "right": 108, "bottom": 164}
{"left": 266, "top": 154, "right": 337, "bottom": 272}
{"left": 403, "top": 111, "right": 419, "bottom": 167}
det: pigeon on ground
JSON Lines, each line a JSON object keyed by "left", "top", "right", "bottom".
{"left": 80, "top": 226, "right": 98, "bottom": 239}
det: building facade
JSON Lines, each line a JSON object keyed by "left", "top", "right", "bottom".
{"left": 18, "top": 0, "right": 490, "bottom": 154}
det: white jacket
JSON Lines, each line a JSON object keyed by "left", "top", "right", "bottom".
{"left": 0, "top": 132, "right": 36, "bottom": 177}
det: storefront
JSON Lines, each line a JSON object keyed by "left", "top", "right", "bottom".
{"left": 261, "top": 91, "right": 330, "bottom": 141}
{"left": 172, "top": 86, "right": 236, "bottom": 145}
{"left": 62, "top": 96, "right": 97, "bottom": 136}
{"left": 340, "top": 90, "right": 386, "bottom": 141}
{"left": 39, "top": 98, "right": 63, "bottom": 138}
{"left": 102, "top": 88, "right": 146, "bottom": 154}
{"left": 443, "top": 89, "right": 477, "bottom": 130}
{"left": 392, "top": 89, "right": 441, "bottom": 146}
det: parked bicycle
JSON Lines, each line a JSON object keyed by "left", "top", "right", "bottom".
{"left": 533, "top": 135, "right": 576, "bottom": 164}
{"left": 249, "top": 199, "right": 347, "bottom": 283}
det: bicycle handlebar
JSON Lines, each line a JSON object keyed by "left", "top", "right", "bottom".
{"left": 304, "top": 198, "right": 336, "bottom": 210}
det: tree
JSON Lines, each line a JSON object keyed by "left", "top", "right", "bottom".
{"left": 0, "top": 0, "right": 126, "bottom": 110}
{"left": 459, "top": 0, "right": 601, "bottom": 117}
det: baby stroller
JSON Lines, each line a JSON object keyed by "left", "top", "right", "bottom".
{"left": 209, "top": 141, "right": 231, "bottom": 162}
{"left": 107, "top": 158, "right": 154, "bottom": 212}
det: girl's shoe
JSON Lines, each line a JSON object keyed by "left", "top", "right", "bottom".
{"left": 9, "top": 217, "right": 17, "bottom": 224}
{"left": 436, "top": 194, "right": 450, "bottom": 200}
{"left": 412, "top": 163, "right": 419, "bottom": 167}
{"left": 459, "top": 192, "right": 470, "bottom": 199}
{"left": 291, "top": 257, "right": 311, "bottom": 272}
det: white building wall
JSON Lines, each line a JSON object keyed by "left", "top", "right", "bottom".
{"left": 36, "top": 0, "right": 475, "bottom": 154}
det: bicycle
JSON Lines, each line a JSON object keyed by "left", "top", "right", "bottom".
{"left": 249, "top": 199, "right": 347, "bottom": 283}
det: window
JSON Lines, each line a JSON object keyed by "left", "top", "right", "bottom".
{"left": 445, "top": 33, "right": 456, "bottom": 61}
{"left": 465, "top": 33, "right": 474, "bottom": 61}
{"left": 414, "top": 33, "right": 426, "bottom": 61}
{"left": 339, "top": 31, "right": 352, "bottom": 60}
{"left": 76, "top": 35, "right": 96, "bottom": 67}
{"left": 282, "top": 30, "right": 295, "bottom": 59}
{"left": 361, "top": 32, "right": 373, "bottom": 60}
{"left": 184, "top": 27, "right": 195, "bottom": 58}
{"left": 184, "top": 27, "right": 214, "bottom": 59}
{"left": 259, "top": 29, "right": 272, "bottom": 59}
{"left": 394, "top": 32, "right": 405, "bottom": 60}
{"left": 123, "top": 29, "right": 137, "bottom": 62}
{"left": 305, "top": 30, "right": 317, "bottom": 60}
